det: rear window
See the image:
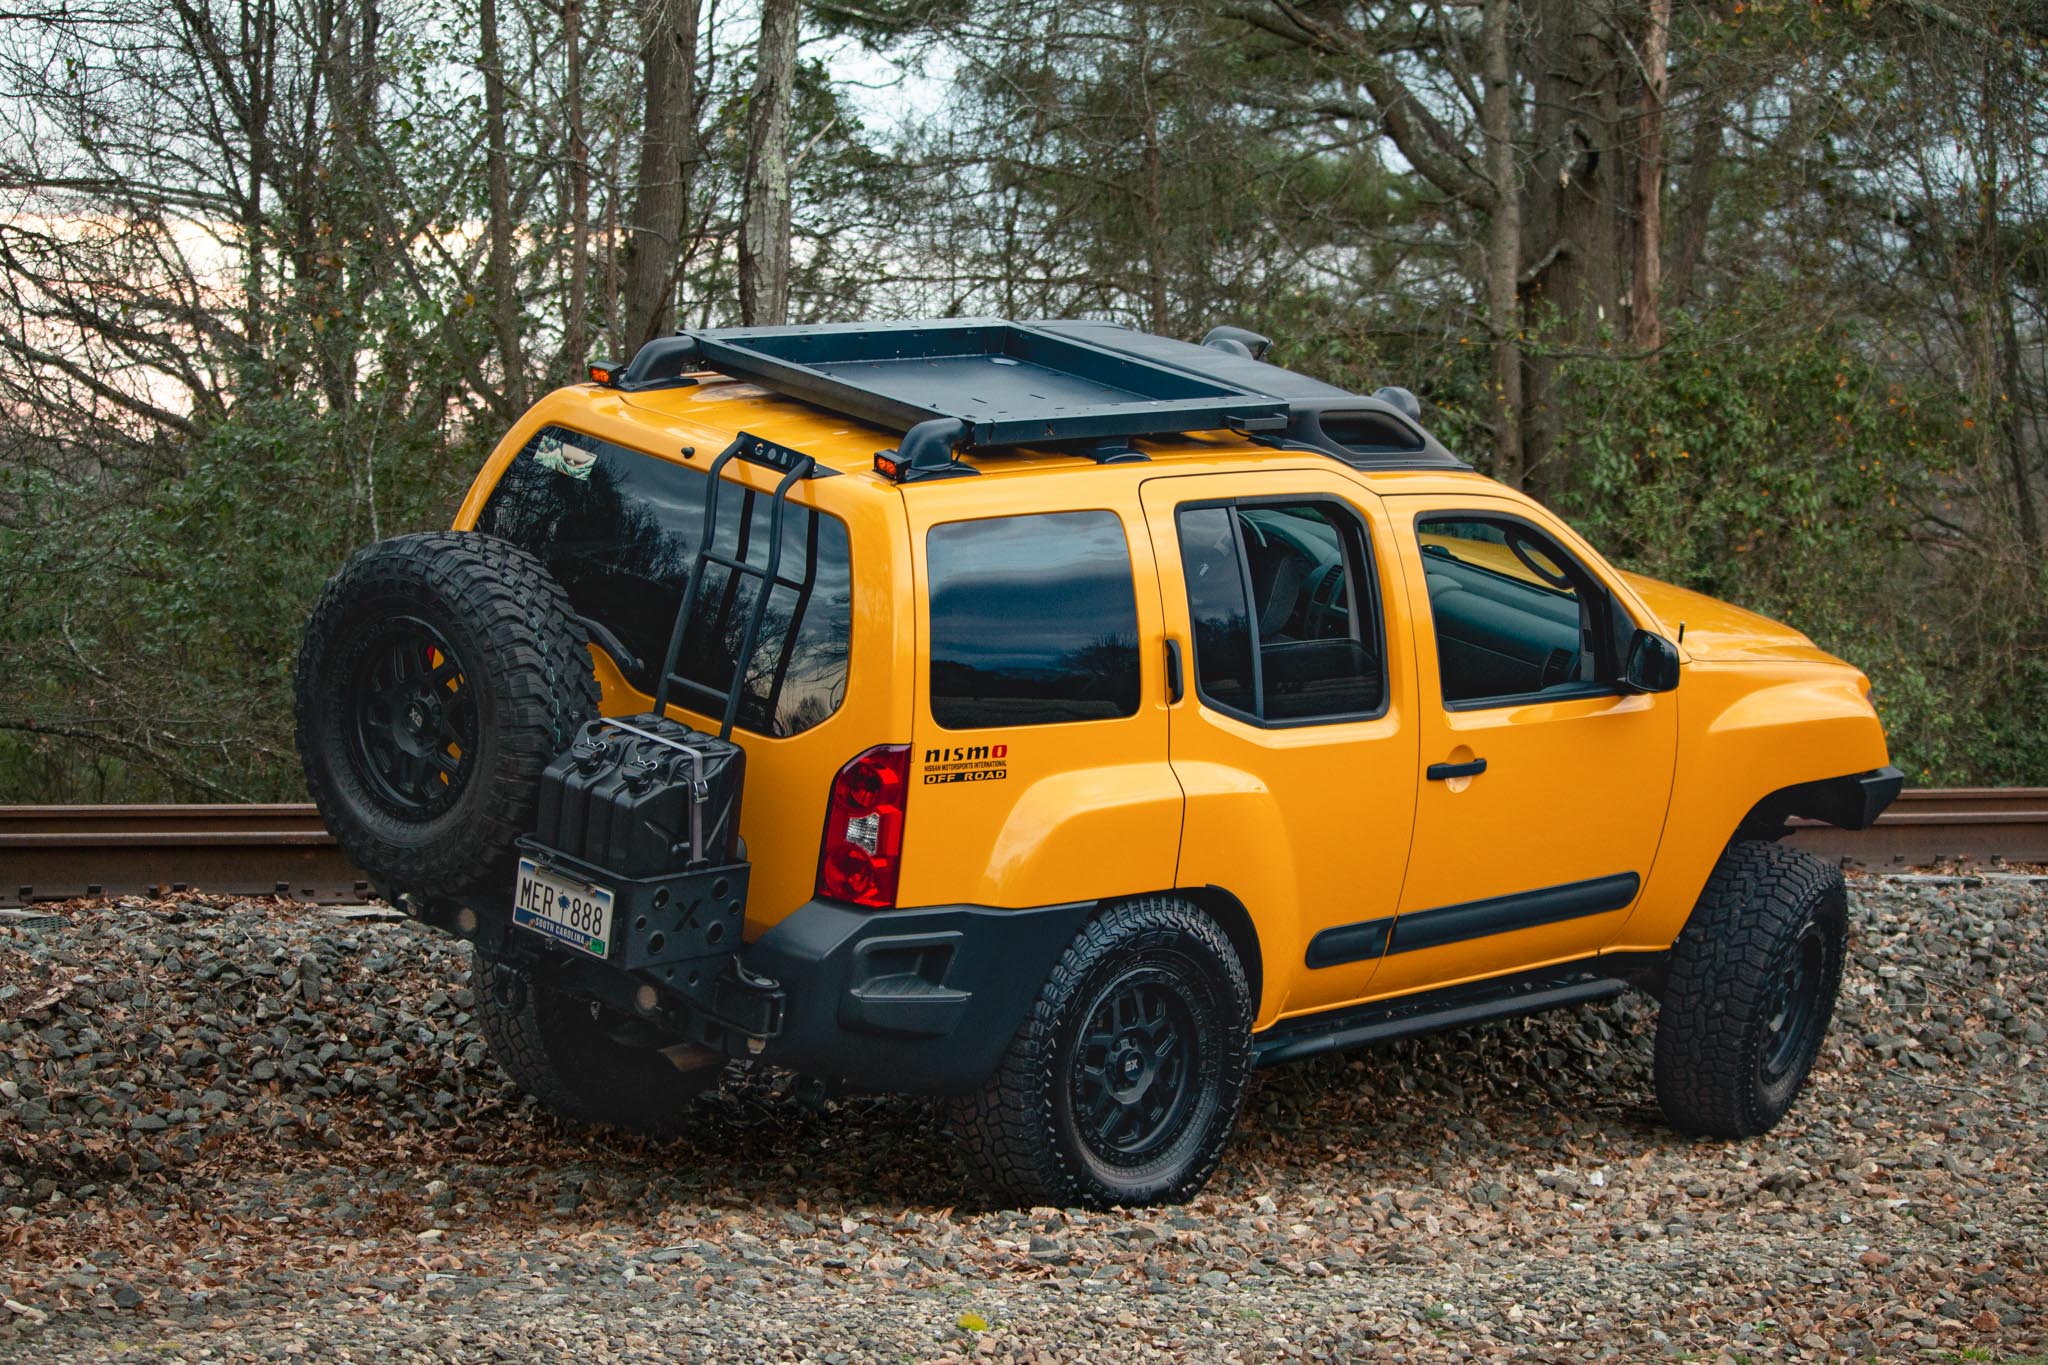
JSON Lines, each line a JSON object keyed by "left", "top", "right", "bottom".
{"left": 474, "top": 425, "right": 852, "bottom": 737}
{"left": 926, "top": 511, "right": 1141, "bottom": 729}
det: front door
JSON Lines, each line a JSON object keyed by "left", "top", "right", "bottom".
{"left": 1141, "top": 472, "right": 1418, "bottom": 1018}
{"left": 1372, "top": 497, "right": 1679, "bottom": 997}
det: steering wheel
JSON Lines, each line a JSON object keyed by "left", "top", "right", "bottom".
{"left": 1506, "top": 528, "right": 1574, "bottom": 591}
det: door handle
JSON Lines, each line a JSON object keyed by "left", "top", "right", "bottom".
{"left": 1164, "top": 638, "right": 1185, "bottom": 703}
{"left": 1427, "top": 758, "right": 1487, "bottom": 781}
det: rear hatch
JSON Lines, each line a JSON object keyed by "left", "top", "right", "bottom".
{"left": 465, "top": 416, "right": 909, "bottom": 936}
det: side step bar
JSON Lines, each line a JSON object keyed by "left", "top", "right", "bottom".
{"left": 1251, "top": 955, "right": 1663, "bottom": 1068}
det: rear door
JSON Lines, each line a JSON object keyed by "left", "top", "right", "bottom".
{"left": 892, "top": 479, "right": 1183, "bottom": 910}
{"left": 1140, "top": 471, "right": 1419, "bottom": 1016}
{"left": 1372, "top": 496, "right": 1678, "bottom": 997}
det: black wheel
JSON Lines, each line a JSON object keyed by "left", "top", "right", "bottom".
{"left": 956, "top": 898, "right": 1253, "bottom": 1208}
{"left": 1653, "top": 839, "right": 1848, "bottom": 1138}
{"left": 293, "top": 532, "right": 599, "bottom": 899}
{"left": 472, "top": 954, "right": 719, "bottom": 1135}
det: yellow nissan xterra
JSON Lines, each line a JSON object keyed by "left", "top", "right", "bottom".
{"left": 294, "top": 319, "right": 1901, "bottom": 1207}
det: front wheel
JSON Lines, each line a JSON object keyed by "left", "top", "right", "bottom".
{"left": 955, "top": 898, "right": 1253, "bottom": 1208}
{"left": 1653, "top": 840, "right": 1848, "bottom": 1138}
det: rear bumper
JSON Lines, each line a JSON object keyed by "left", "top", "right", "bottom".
{"left": 428, "top": 872, "right": 1090, "bottom": 1092}
{"left": 740, "top": 898, "right": 1092, "bottom": 1094}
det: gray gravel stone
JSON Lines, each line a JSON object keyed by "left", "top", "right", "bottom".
{"left": 0, "top": 877, "right": 2042, "bottom": 1363}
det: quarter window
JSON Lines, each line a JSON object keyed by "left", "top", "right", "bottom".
{"left": 474, "top": 425, "right": 852, "bottom": 737}
{"left": 1416, "top": 516, "right": 1619, "bottom": 705}
{"left": 1175, "top": 500, "right": 1384, "bottom": 724}
{"left": 927, "top": 511, "right": 1142, "bottom": 729}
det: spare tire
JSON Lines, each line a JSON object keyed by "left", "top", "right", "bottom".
{"left": 293, "top": 531, "right": 600, "bottom": 900}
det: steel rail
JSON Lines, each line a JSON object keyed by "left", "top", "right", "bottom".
{"left": 2, "top": 789, "right": 2044, "bottom": 908}
{"left": 2, "top": 804, "right": 370, "bottom": 906}
{"left": 1785, "top": 786, "right": 2048, "bottom": 868}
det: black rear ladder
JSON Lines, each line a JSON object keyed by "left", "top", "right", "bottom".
{"left": 651, "top": 433, "right": 824, "bottom": 740}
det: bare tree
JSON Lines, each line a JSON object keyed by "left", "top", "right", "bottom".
{"left": 481, "top": 0, "right": 526, "bottom": 408}
{"left": 740, "top": 0, "right": 802, "bottom": 325}
{"left": 1628, "top": 0, "right": 1671, "bottom": 350}
{"left": 621, "top": 0, "right": 705, "bottom": 356}
{"left": 1480, "top": 0, "right": 1523, "bottom": 486}
{"left": 562, "top": 0, "right": 593, "bottom": 374}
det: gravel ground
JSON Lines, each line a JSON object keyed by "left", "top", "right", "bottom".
{"left": 1, "top": 872, "right": 2043, "bottom": 1363}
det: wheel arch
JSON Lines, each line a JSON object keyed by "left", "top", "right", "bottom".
{"left": 1735, "top": 765, "right": 1905, "bottom": 840}
{"left": 1172, "top": 885, "right": 1265, "bottom": 1022}
{"left": 1610, "top": 661, "right": 1892, "bottom": 953}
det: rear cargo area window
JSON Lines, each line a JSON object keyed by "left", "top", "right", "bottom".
{"left": 474, "top": 425, "right": 852, "bottom": 737}
{"left": 926, "top": 511, "right": 1141, "bottom": 729}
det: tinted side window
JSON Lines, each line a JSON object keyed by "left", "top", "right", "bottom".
{"left": 1178, "top": 507, "right": 1257, "bottom": 716}
{"left": 927, "top": 511, "right": 1141, "bottom": 729}
{"left": 1175, "top": 500, "right": 1384, "bottom": 724}
{"left": 474, "top": 425, "right": 852, "bottom": 736}
{"left": 1417, "top": 516, "right": 1606, "bottom": 705}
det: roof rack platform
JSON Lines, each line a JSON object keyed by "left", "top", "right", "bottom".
{"left": 676, "top": 319, "right": 1289, "bottom": 471}
{"left": 604, "top": 316, "right": 1468, "bottom": 480}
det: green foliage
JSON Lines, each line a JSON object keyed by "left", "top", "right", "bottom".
{"left": 2, "top": 0, "right": 2042, "bottom": 802}
{"left": 0, "top": 399, "right": 484, "bottom": 802}
{"left": 1544, "top": 302, "right": 2045, "bottom": 784}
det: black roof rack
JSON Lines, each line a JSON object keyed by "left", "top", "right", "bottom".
{"left": 1032, "top": 320, "right": 1467, "bottom": 472}
{"left": 601, "top": 318, "right": 1467, "bottom": 480}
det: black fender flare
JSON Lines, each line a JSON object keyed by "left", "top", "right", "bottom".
{"left": 1736, "top": 765, "right": 1904, "bottom": 838}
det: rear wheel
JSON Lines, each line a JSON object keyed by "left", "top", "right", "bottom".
{"left": 472, "top": 954, "right": 720, "bottom": 1135}
{"left": 1653, "top": 840, "right": 1848, "bottom": 1138}
{"left": 956, "top": 897, "right": 1253, "bottom": 1208}
{"left": 293, "top": 531, "right": 598, "bottom": 900}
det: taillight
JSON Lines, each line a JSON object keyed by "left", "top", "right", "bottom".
{"left": 816, "top": 745, "right": 910, "bottom": 908}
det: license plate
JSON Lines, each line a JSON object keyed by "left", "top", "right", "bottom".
{"left": 513, "top": 857, "right": 614, "bottom": 960}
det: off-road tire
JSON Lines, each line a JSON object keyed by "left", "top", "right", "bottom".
{"left": 472, "top": 954, "right": 718, "bottom": 1135}
{"left": 294, "top": 531, "right": 599, "bottom": 900}
{"left": 1654, "top": 839, "right": 1848, "bottom": 1138}
{"left": 956, "top": 897, "right": 1254, "bottom": 1208}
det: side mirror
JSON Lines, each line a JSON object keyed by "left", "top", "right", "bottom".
{"left": 1623, "top": 629, "right": 1681, "bottom": 693}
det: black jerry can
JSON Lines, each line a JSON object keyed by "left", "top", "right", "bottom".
{"left": 532, "top": 713, "right": 745, "bottom": 878}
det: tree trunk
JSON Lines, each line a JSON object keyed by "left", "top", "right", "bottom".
{"left": 1664, "top": 107, "right": 1722, "bottom": 311}
{"left": 1482, "top": 0, "right": 1524, "bottom": 488}
{"left": 621, "top": 0, "right": 702, "bottom": 355}
{"left": 479, "top": 0, "right": 523, "bottom": 409}
{"left": 1996, "top": 280, "right": 2040, "bottom": 550}
{"left": 1136, "top": 3, "right": 1170, "bottom": 334}
{"left": 740, "top": 0, "right": 800, "bottom": 326}
{"left": 604, "top": 134, "right": 623, "bottom": 361}
{"left": 1518, "top": 0, "right": 1628, "bottom": 500}
{"left": 1628, "top": 0, "right": 1670, "bottom": 351}
{"left": 1976, "top": 65, "right": 2041, "bottom": 552}
{"left": 562, "top": 0, "right": 591, "bottom": 376}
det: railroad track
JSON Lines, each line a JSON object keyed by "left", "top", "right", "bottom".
{"left": 2, "top": 789, "right": 2045, "bottom": 908}
{"left": 1, "top": 804, "right": 371, "bottom": 907}
{"left": 1784, "top": 786, "right": 2048, "bottom": 869}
